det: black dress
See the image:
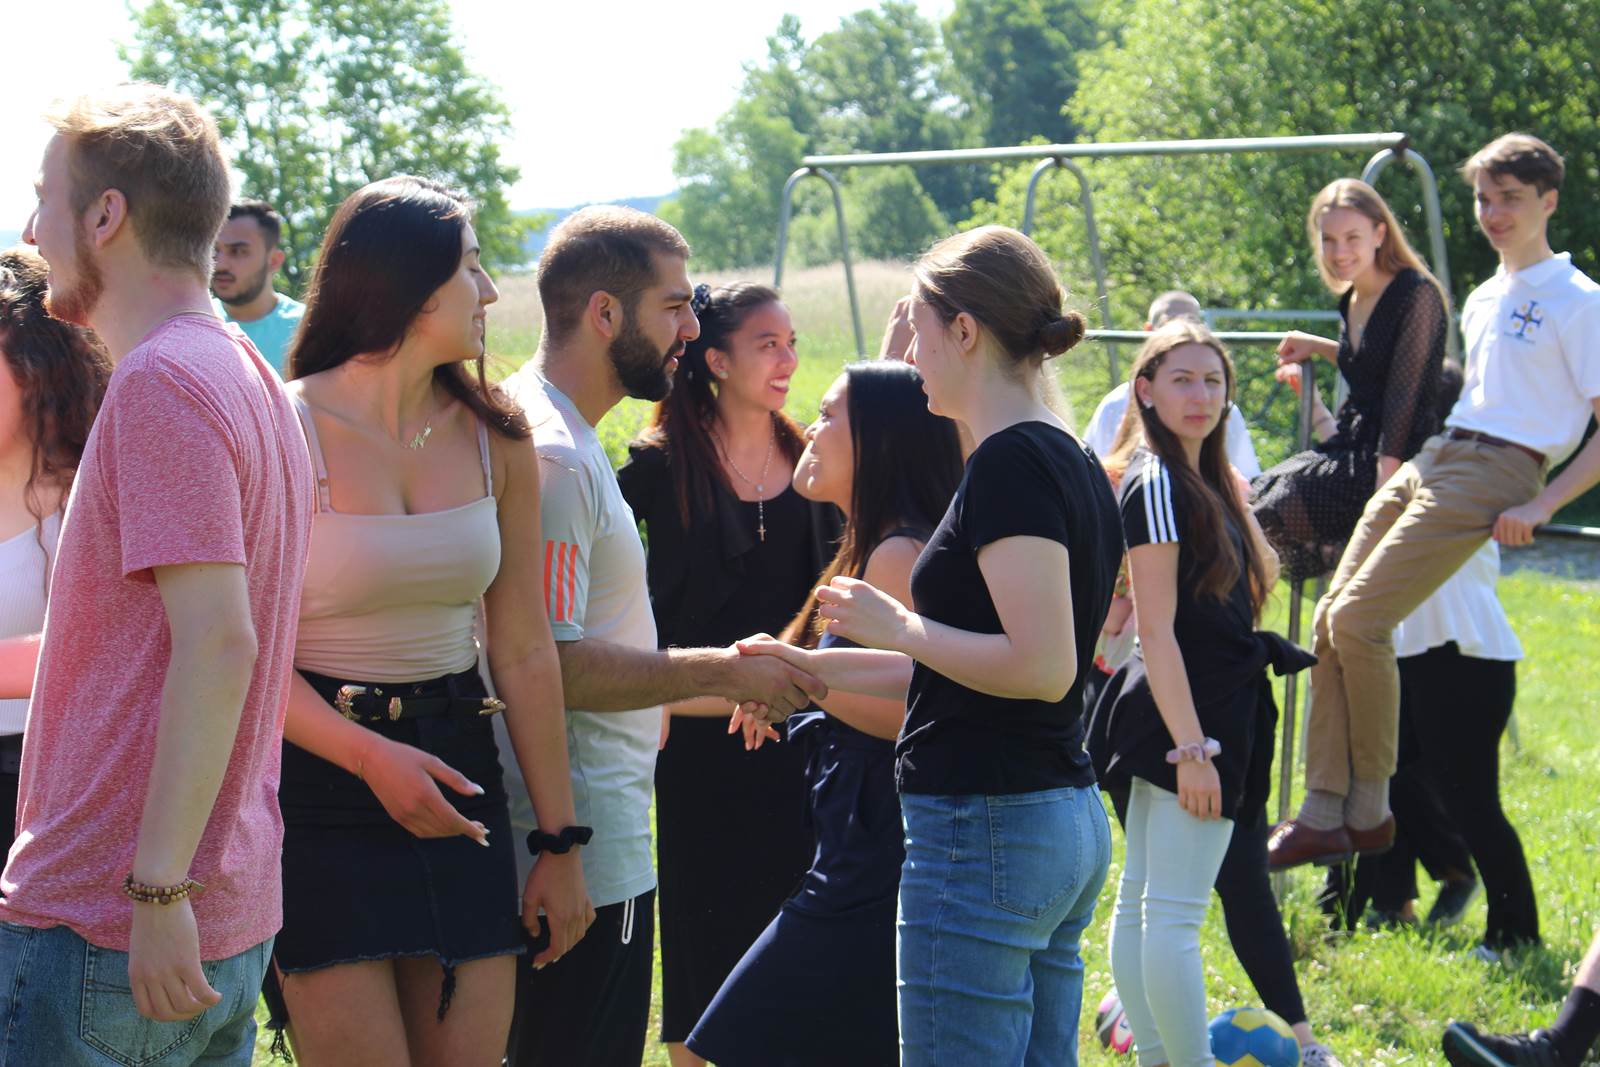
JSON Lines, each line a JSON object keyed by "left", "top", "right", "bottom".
{"left": 686, "top": 632, "right": 902, "bottom": 1067}
{"left": 616, "top": 442, "right": 840, "bottom": 1044}
{"left": 1250, "top": 267, "right": 1446, "bottom": 581}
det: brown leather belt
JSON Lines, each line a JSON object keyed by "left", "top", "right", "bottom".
{"left": 1446, "top": 428, "right": 1546, "bottom": 466}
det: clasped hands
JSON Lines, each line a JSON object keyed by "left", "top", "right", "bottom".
{"left": 725, "top": 575, "right": 908, "bottom": 751}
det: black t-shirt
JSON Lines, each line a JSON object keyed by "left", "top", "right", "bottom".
{"left": 1121, "top": 447, "right": 1257, "bottom": 692}
{"left": 895, "top": 421, "right": 1122, "bottom": 796}
{"left": 1088, "top": 447, "right": 1265, "bottom": 814}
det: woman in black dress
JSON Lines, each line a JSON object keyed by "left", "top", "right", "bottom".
{"left": 1250, "top": 178, "right": 1448, "bottom": 581}
{"left": 687, "top": 361, "right": 963, "bottom": 1066}
{"left": 617, "top": 282, "right": 839, "bottom": 1067}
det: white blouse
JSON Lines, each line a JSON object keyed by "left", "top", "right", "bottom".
{"left": 1393, "top": 540, "right": 1522, "bottom": 662}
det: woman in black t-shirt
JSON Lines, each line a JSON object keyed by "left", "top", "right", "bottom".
{"left": 739, "top": 226, "right": 1123, "bottom": 1067}
{"left": 1087, "top": 320, "right": 1307, "bottom": 1067}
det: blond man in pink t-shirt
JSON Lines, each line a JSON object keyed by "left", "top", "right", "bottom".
{"left": 0, "top": 85, "right": 313, "bottom": 1066}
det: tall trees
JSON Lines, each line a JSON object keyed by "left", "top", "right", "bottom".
{"left": 125, "top": 0, "right": 532, "bottom": 289}
{"left": 669, "top": 1, "right": 1099, "bottom": 269}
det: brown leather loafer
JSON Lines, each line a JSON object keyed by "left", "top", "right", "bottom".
{"left": 1346, "top": 814, "right": 1396, "bottom": 856}
{"left": 1267, "top": 820, "right": 1353, "bottom": 869}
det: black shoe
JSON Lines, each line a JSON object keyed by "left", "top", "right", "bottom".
{"left": 1441, "top": 1021, "right": 1564, "bottom": 1066}
{"left": 1366, "top": 906, "right": 1417, "bottom": 931}
{"left": 1428, "top": 876, "right": 1481, "bottom": 927}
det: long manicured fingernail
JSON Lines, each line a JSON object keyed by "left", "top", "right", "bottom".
{"left": 470, "top": 782, "right": 485, "bottom": 795}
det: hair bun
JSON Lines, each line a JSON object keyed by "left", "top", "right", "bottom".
{"left": 1039, "top": 311, "right": 1086, "bottom": 357}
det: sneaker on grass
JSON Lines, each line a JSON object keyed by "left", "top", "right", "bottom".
{"left": 1428, "top": 876, "right": 1482, "bottom": 927}
{"left": 1299, "top": 1040, "right": 1346, "bottom": 1067}
{"left": 1442, "top": 1022, "right": 1565, "bottom": 1067}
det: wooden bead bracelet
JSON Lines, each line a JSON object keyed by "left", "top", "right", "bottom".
{"left": 121, "top": 874, "right": 205, "bottom": 905}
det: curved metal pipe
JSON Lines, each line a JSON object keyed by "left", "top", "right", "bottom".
{"left": 773, "top": 166, "right": 865, "bottom": 356}
{"left": 1362, "top": 147, "right": 1458, "bottom": 361}
{"left": 1023, "top": 158, "right": 1119, "bottom": 386}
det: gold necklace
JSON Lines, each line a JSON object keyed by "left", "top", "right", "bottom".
{"left": 714, "top": 420, "right": 776, "bottom": 541}
{"left": 403, "top": 395, "right": 439, "bottom": 450}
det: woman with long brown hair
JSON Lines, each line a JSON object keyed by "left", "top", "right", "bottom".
{"left": 1090, "top": 320, "right": 1341, "bottom": 1066}
{"left": 1088, "top": 320, "right": 1319, "bottom": 1067}
{"left": 1250, "top": 178, "right": 1449, "bottom": 581}
{"left": 263, "top": 177, "right": 590, "bottom": 1066}
{"left": 687, "top": 360, "right": 963, "bottom": 1066}
{"left": 617, "top": 282, "right": 838, "bottom": 1067}
{"left": 0, "top": 248, "right": 109, "bottom": 853}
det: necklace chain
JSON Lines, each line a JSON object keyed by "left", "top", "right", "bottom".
{"left": 714, "top": 419, "right": 776, "bottom": 542}
{"left": 403, "top": 393, "right": 441, "bottom": 450}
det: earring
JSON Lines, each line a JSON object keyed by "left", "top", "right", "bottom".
{"left": 1141, "top": 400, "right": 1154, "bottom": 410}
{"left": 715, "top": 369, "right": 728, "bottom": 380}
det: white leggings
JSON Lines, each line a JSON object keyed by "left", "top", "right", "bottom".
{"left": 1109, "top": 777, "right": 1235, "bottom": 1067}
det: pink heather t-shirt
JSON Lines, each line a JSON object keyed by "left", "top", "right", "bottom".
{"left": 0, "top": 315, "right": 313, "bottom": 960}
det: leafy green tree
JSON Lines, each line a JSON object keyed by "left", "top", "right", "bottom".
{"left": 669, "top": 3, "right": 982, "bottom": 269}
{"left": 124, "top": 0, "right": 532, "bottom": 292}
{"left": 973, "top": 0, "right": 1600, "bottom": 463}
{"left": 663, "top": 99, "right": 807, "bottom": 269}
{"left": 943, "top": 0, "right": 1098, "bottom": 148}
{"left": 851, "top": 167, "right": 948, "bottom": 260}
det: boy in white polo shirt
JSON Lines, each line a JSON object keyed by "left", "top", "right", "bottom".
{"left": 1271, "top": 133, "right": 1600, "bottom": 869}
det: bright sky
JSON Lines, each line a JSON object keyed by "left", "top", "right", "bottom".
{"left": 4, "top": 0, "right": 952, "bottom": 235}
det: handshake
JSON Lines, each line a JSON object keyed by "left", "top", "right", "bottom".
{"left": 715, "top": 635, "right": 823, "bottom": 750}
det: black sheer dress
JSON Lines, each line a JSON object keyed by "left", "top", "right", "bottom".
{"left": 1249, "top": 267, "right": 1447, "bottom": 582}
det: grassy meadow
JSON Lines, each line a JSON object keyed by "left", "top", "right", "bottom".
{"left": 256, "top": 262, "right": 1599, "bottom": 1065}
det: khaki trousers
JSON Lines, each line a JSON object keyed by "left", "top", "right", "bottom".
{"left": 1305, "top": 435, "right": 1543, "bottom": 796}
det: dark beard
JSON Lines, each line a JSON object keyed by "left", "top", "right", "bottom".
{"left": 609, "top": 315, "right": 680, "bottom": 402}
{"left": 213, "top": 260, "right": 271, "bottom": 307}
{"left": 43, "top": 224, "right": 105, "bottom": 327}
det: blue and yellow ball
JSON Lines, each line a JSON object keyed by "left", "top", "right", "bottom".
{"left": 1209, "top": 1006, "right": 1301, "bottom": 1066}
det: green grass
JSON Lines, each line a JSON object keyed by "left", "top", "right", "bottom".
{"left": 255, "top": 263, "right": 1600, "bottom": 1065}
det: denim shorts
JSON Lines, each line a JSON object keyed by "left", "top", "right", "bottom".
{"left": 0, "top": 921, "right": 270, "bottom": 1067}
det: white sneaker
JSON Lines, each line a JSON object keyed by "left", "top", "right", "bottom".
{"left": 1300, "top": 1041, "right": 1346, "bottom": 1067}
{"left": 1468, "top": 943, "right": 1503, "bottom": 964}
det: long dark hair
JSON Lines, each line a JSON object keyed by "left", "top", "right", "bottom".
{"left": 634, "top": 282, "right": 805, "bottom": 526}
{"left": 287, "top": 176, "right": 528, "bottom": 439}
{"left": 1111, "top": 319, "right": 1269, "bottom": 615}
{"left": 0, "top": 248, "right": 110, "bottom": 570}
{"left": 782, "top": 362, "right": 963, "bottom": 649}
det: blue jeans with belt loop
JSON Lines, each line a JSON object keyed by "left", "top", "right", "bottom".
{"left": 0, "top": 921, "right": 271, "bottom": 1067}
{"left": 897, "top": 784, "right": 1112, "bottom": 1067}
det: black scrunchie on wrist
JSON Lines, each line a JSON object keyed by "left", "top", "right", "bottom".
{"left": 525, "top": 825, "right": 594, "bottom": 856}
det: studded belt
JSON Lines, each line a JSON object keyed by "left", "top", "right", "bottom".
{"left": 334, "top": 684, "right": 506, "bottom": 724}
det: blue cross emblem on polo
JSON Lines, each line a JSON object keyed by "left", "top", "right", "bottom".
{"left": 1509, "top": 300, "right": 1544, "bottom": 341}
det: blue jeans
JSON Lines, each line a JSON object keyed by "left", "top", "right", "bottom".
{"left": 0, "top": 922, "right": 271, "bottom": 1067}
{"left": 897, "top": 785, "right": 1112, "bottom": 1067}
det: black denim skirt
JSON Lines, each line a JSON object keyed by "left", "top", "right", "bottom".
{"left": 265, "top": 667, "right": 524, "bottom": 1027}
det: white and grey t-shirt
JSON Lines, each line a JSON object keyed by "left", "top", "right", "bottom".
{"left": 495, "top": 368, "right": 660, "bottom": 908}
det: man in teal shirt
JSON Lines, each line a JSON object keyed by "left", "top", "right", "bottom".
{"left": 211, "top": 200, "right": 304, "bottom": 375}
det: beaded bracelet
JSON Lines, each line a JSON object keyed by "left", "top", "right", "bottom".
{"left": 121, "top": 874, "right": 205, "bottom": 905}
{"left": 1166, "top": 738, "right": 1222, "bottom": 765}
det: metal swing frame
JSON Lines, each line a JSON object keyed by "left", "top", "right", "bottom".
{"left": 770, "top": 132, "right": 1476, "bottom": 859}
